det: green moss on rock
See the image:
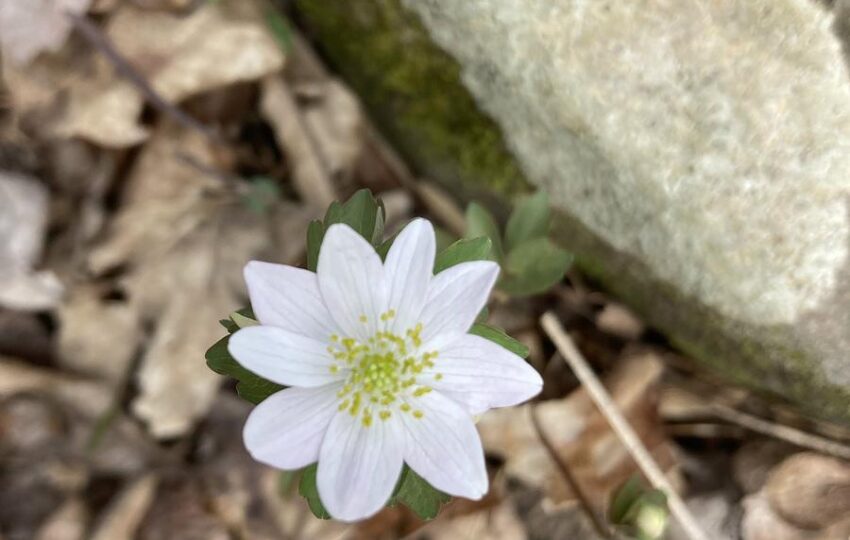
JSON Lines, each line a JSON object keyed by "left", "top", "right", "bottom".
{"left": 295, "top": 0, "right": 529, "bottom": 197}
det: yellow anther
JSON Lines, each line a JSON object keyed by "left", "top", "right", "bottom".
{"left": 379, "top": 410, "right": 392, "bottom": 421}
{"left": 359, "top": 314, "right": 368, "bottom": 323}
{"left": 400, "top": 403, "right": 412, "bottom": 412}
{"left": 413, "top": 386, "right": 432, "bottom": 397}
{"left": 413, "top": 410, "right": 424, "bottom": 419}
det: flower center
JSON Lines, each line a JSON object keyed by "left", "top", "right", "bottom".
{"left": 327, "top": 310, "right": 441, "bottom": 427}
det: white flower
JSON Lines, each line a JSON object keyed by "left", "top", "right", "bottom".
{"left": 228, "top": 218, "right": 542, "bottom": 521}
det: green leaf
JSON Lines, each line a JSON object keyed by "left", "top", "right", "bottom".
{"left": 373, "top": 199, "right": 386, "bottom": 245}
{"left": 205, "top": 336, "right": 283, "bottom": 404}
{"left": 306, "top": 190, "right": 384, "bottom": 271}
{"left": 470, "top": 323, "right": 529, "bottom": 359}
{"left": 306, "top": 220, "right": 324, "bottom": 272}
{"left": 433, "top": 237, "right": 492, "bottom": 274}
{"left": 500, "top": 238, "right": 573, "bottom": 296}
{"left": 230, "top": 310, "right": 258, "bottom": 329}
{"left": 464, "top": 202, "right": 503, "bottom": 261}
{"left": 299, "top": 464, "right": 331, "bottom": 519}
{"left": 339, "top": 189, "right": 381, "bottom": 241}
{"left": 392, "top": 467, "right": 451, "bottom": 520}
{"left": 505, "top": 191, "right": 550, "bottom": 251}
{"left": 219, "top": 318, "right": 239, "bottom": 333}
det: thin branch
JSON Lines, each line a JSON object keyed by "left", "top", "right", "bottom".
{"left": 530, "top": 405, "right": 612, "bottom": 538}
{"left": 66, "top": 12, "right": 225, "bottom": 145}
{"left": 540, "top": 312, "right": 710, "bottom": 540}
{"left": 710, "top": 403, "right": 850, "bottom": 461}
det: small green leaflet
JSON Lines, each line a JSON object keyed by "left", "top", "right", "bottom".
{"left": 464, "top": 193, "right": 573, "bottom": 297}
{"left": 464, "top": 202, "right": 504, "bottom": 261}
{"left": 504, "top": 191, "right": 550, "bottom": 251}
{"left": 433, "top": 237, "right": 492, "bottom": 274}
{"left": 500, "top": 237, "right": 573, "bottom": 297}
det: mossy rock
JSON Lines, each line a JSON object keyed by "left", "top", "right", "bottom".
{"left": 295, "top": 0, "right": 850, "bottom": 425}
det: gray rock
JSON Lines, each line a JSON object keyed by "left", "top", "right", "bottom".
{"left": 298, "top": 0, "right": 850, "bottom": 423}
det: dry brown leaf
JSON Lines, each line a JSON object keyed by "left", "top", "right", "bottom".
{"left": 0, "top": 357, "right": 111, "bottom": 417}
{"left": 765, "top": 452, "right": 850, "bottom": 530}
{"left": 0, "top": 0, "right": 92, "bottom": 66}
{"left": 57, "top": 286, "right": 140, "bottom": 383}
{"left": 54, "top": 0, "right": 284, "bottom": 147}
{"left": 732, "top": 440, "right": 796, "bottom": 495}
{"left": 260, "top": 76, "right": 338, "bottom": 208}
{"left": 0, "top": 172, "right": 64, "bottom": 310}
{"left": 138, "top": 475, "right": 231, "bottom": 540}
{"left": 298, "top": 80, "right": 363, "bottom": 179}
{"left": 89, "top": 121, "right": 311, "bottom": 438}
{"left": 741, "top": 492, "right": 814, "bottom": 540}
{"left": 54, "top": 78, "right": 149, "bottom": 147}
{"left": 90, "top": 474, "right": 159, "bottom": 540}
{"left": 35, "top": 498, "right": 88, "bottom": 540}
{"left": 420, "top": 501, "right": 527, "bottom": 540}
{"left": 479, "top": 353, "right": 679, "bottom": 511}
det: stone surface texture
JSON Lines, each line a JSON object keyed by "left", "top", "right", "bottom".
{"left": 298, "top": 0, "right": 850, "bottom": 423}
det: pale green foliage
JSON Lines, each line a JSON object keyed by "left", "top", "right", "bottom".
{"left": 465, "top": 193, "right": 572, "bottom": 296}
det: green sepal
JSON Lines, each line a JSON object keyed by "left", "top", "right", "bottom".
{"left": 470, "top": 323, "right": 529, "bottom": 359}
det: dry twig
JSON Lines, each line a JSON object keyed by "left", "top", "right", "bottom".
{"left": 540, "top": 311, "right": 710, "bottom": 540}
{"left": 710, "top": 403, "right": 850, "bottom": 461}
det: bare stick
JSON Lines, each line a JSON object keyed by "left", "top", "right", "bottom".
{"left": 540, "top": 312, "right": 710, "bottom": 540}
{"left": 710, "top": 403, "right": 850, "bottom": 461}
{"left": 530, "top": 406, "right": 612, "bottom": 538}
{"left": 66, "top": 12, "right": 224, "bottom": 144}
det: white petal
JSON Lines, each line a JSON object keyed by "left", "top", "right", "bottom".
{"left": 419, "top": 261, "right": 499, "bottom": 343}
{"left": 427, "top": 334, "right": 542, "bottom": 415}
{"left": 243, "top": 384, "right": 341, "bottom": 469}
{"left": 228, "top": 326, "right": 342, "bottom": 387}
{"left": 244, "top": 261, "right": 339, "bottom": 340}
{"left": 383, "top": 218, "right": 435, "bottom": 333}
{"left": 317, "top": 411, "right": 404, "bottom": 522}
{"left": 317, "top": 224, "right": 387, "bottom": 342}
{"left": 400, "top": 391, "right": 488, "bottom": 500}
